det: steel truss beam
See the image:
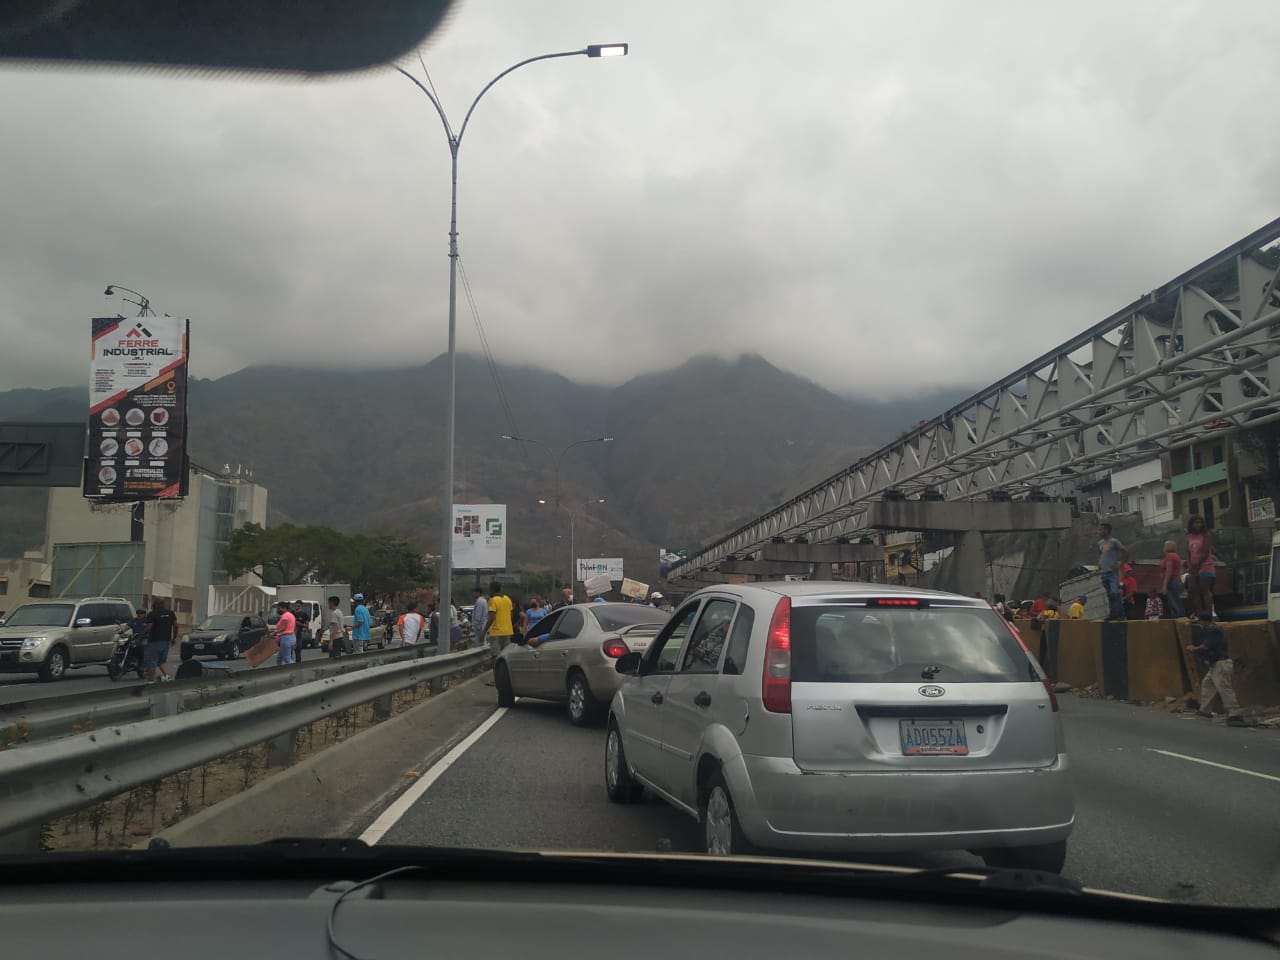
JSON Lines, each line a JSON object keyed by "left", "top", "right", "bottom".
{"left": 671, "top": 219, "right": 1280, "bottom": 579}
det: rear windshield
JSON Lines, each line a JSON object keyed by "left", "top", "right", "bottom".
{"left": 591, "top": 605, "right": 668, "bottom": 632}
{"left": 791, "top": 603, "right": 1035, "bottom": 684}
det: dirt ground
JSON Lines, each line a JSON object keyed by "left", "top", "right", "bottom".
{"left": 42, "top": 662, "right": 484, "bottom": 852}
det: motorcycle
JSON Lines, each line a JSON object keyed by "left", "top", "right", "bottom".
{"left": 106, "top": 631, "right": 145, "bottom": 681}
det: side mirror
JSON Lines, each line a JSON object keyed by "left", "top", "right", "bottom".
{"left": 615, "top": 651, "right": 643, "bottom": 675}
{"left": 74, "top": 617, "right": 92, "bottom": 627}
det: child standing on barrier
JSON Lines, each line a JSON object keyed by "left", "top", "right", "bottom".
{"left": 1186, "top": 623, "right": 1246, "bottom": 727}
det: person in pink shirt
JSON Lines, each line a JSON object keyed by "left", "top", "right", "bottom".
{"left": 1185, "top": 515, "right": 1216, "bottom": 622}
{"left": 270, "top": 600, "right": 298, "bottom": 664}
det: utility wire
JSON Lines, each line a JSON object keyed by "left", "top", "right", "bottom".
{"left": 456, "top": 254, "right": 527, "bottom": 466}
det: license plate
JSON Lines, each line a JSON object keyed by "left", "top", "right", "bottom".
{"left": 194, "top": 643, "right": 205, "bottom": 651}
{"left": 900, "top": 719, "right": 968, "bottom": 756}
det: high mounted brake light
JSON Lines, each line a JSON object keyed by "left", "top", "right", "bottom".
{"left": 867, "top": 598, "right": 926, "bottom": 608}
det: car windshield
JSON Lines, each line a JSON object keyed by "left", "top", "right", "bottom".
{"left": 2, "top": 604, "right": 75, "bottom": 628}
{"left": 197, "top": 615, "right": 245, "bottom": 632}
{"left": 792, "top": 604, "right": 1033, "bottom": 684}
{"left": 591, "top": 605, "right": 667, "bottom": 631}
{"left": 1, "top": 0, "right": 1278, "bottom": 915}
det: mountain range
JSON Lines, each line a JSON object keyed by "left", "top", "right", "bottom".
{"left": 0, "top": 354, "right": 966, "bottom": 581}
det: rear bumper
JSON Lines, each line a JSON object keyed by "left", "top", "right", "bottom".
{"left": 582, "top": 661, "right": 625, "bottom": 703}
{"left": 726, "top": 752, "right": 1075, "bottom": 854}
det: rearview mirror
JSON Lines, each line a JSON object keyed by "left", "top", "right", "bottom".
{"left": 615, "top": 652, "right": 643, "bottom": 675}
{"left": 74, "top": 617, "right": 92, "bottom": 627}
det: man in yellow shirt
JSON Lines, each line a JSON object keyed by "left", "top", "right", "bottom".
{"left": 485, "top": 581, "right": 515, "bottom": 655}
{"left": 1068, "top": 594, "right": 1087, "bottom": 619}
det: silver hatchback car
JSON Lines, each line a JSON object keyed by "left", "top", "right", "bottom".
{"left": 605, "top": 582, "right": 1073, "bottom": 871}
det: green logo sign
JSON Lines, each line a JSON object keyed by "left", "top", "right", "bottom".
{"left": 485, "top": 518, "right": 503, "bottom": 536}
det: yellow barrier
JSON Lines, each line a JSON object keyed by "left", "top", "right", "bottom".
{"left": 1056, "top": 619, "right": 1100, "bottom": 689}
{"left": 1221, "top": 622, "right": 1280, "bottom": 708}
{"left": 1123, "top": 620, "right": 1190, "bottom": 702}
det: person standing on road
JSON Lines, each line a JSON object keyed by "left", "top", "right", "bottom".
{"left": 400, "top": 600, "right": 424, "bottom": 646}
{"left": 351, "top": 593, "right": 371, "bottom": 654}
{"left": 292, "top": 599, "right": 311, "bottom": 663}
{"left": 140, "top": 598, "right": 177, "bottom": 682}
{"left": 470, "top": 586, "right": 489, "bottom": 651}
{"left": 525, "top": 597, "right": 547, "bottom": 634}
{"left": 1159, "top": 540, "right": 1186, "bottom": 619}
{"left": 1185, "top": 515, "right": 1217, "bottom": 622}
{"left": 485, "top": 581, "right": 514, "bottom": 655}
{"left": 270, "top": 600, "right": 297, "bottom": 665}
{"left": 326, "top": 595, "right": 346, "bottom": 658}
{"left": 551, "top": 587, "right": 573, "bottom": 611}
{"left": 1097, "top": 522, "right": 1129, "bottom": 621}
{"left": 1187, "top": 622, "right": 1245, "bottom": 726}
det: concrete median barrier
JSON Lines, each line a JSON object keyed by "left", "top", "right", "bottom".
{"left": 1053, "top": 619, "right": 1100, "bottom": 689}
{"left": 1121, "top": 620, "right": 1190, "bottom": 702}
{"left": 1221, "top": 622, "right": 1280, "bottom": 708}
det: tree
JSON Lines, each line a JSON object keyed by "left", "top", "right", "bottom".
{"left": 221, "top": 522, "right": 347, "bottom": 586}
{"left": 337, "top": 534, "right": 432, "bottom": 601}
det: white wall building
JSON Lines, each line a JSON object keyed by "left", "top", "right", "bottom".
{"left": 1109, "top": 458, "right": 1174, "bottom": 527}
{"left": 44, "top": 464, "right": 267, "bottom": 626}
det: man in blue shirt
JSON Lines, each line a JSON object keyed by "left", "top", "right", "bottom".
{"left": 351, "top": 593, "right": 372, "bottom": 653}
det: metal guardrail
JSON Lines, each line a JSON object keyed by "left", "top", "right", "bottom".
{"left": 0, "top": 646, "right": 490, "bottom": 838}
{"left": 0, "top": 642, "right": 451, "bottom": 748}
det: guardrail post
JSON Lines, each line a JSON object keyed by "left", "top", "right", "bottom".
{"left": 151, "top": 692, "right": 183, "bottom": 719}
{"left": 266, "top": 729, "right": 297, "bottom": 767}
{"left": 372, "top": 693, "right": 394, "bottom": 720}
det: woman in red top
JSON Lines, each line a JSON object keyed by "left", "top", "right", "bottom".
{"left": 1158, "top": 540, "right": 1186, "bottom": 618}
{"left": 1185, "top": 515, "right": 1215, "bottom": 621}
{"left": 1120, "top": 565, "right": 1139, "bottom": 619}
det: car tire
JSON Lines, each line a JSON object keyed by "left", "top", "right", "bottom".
{"left": 495, "top": 662, "right": 515, "bottom": 708}
{"left": 702, "top": 769, "right": 751, "bottom": 857}
{"left": 38, "top": 645, "right": 69, "bottom": 683}
{"left": 227, "top": 638, "right": 240, "bottom": 660}
{"left": 605, "top": 720, "right": 643, "bottom": 804}
{"left": 566, "top": 671, "right": 604, "bottom": 727}
{"left": 980, "top": 840, "right": 1068, "bottom": 874}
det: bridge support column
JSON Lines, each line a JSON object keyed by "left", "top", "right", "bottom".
{"left": 952, "top": 529, "right": 987, "bottom": 599}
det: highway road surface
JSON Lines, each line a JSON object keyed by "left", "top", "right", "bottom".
{"left": 363, "top": 690, "right": 1280, "bottom": 907}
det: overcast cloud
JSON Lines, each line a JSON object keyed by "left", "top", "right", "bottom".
{"left": 2, "top": 0, "right": 1278, "bottom": 400}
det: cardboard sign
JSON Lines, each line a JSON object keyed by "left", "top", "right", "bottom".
{"left": 244, "top": 633, "right": 280, "bottom": 668}
{"left": 584, "top": 573, "right": 612, "bottom": 597}
{"left": 620, "top": 577, "right": 649, "bottom": 600}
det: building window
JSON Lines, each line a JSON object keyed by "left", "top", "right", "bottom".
{"left": 1189, "top": 498, "right": 1199, "bottom": 515}
{"left": 1192, "top": 450, "right": 1203, "bottom": 471}
{"left": 0, "top": 580, "right": 7, "bottom": 596}
{"left": 1212, "top": 444, "right": 1224, "bottom": 465}
{"left": 1136, "top": 495, "right": 1146, "bottom": 514}
{"left": 1155, "top": 492, "right": 1170, "bottom": 509}
{"left": 216, "top": 484, "right": 235, "bottom": 514}
{"left": 1218, "top": 491, "right": 1229, "bottom": 510}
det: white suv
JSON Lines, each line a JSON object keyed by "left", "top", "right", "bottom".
{"left": 0, "top": 597, "right": 135, "bottom": 681}
{"left": 605, "top": 582, "right": 1073, "bottom": 871}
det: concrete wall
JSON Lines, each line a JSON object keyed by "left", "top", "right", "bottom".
{"left": 45, "top": 487, "right": 131, "bottom": 550}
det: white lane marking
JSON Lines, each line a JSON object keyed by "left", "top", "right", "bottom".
{"left": 360, "top": 706, "right": 509, "bottom": 844}
{"left": 1148, "top": 748, "right": 1280, "bottom": 784}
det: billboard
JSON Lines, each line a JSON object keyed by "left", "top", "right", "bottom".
{"left": 576, "top": 557, "right": 624, "bottom": 582}
{"left": 453, "top": 503, "right": 507, "bottom": 569}
{"left": 84, "top": 316, "right": 190, "bottom": 502}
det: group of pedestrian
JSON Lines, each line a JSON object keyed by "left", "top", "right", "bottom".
{"left": 1096, "top": 518, "right": 1217, "bottom": 623}
{"left": 470, "top": 583, "right": 581, "bottom": 655}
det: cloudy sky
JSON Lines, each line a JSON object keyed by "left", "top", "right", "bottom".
{"left": 2, "top": 0, "right": 1277, "bottom": 400}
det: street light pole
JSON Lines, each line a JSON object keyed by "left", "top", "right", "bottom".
{"left": 399, "top": 43, "right": 628, "bottom": 655}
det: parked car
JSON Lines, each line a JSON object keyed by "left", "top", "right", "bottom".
{"left": 494, "top": 602, "right": 668, "bottom": 725}
{"left": 0, "top": 596, "right": 134, "bottom": 682}
{"left": 605, "top": 582, "right": 1073, "bottom": 870}
{"left": 179, "top": 613, "right": 267, "bottom": 661}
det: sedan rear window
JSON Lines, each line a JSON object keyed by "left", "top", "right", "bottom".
{"left": 790, "top": 604, "right": 1035, "bottom": 684}
{"left": 592, "top": 605, "right": 667, "bottom": 632}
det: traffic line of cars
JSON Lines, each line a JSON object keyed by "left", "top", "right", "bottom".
{"left": 495, "top": 583, "right": 1074, "bottom": 870}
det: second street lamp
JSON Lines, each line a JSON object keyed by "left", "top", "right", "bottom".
{"left": 401, "top": 45, "right": 628, "bottom": 654}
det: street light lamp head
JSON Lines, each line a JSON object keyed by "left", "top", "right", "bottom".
{"left": 103, "top": 286, "right": 115, "bottom": 295}
{"left": 537, "top": 499, "right": 548, "bottom": 505}
{"left": 601, "top": 437, "right": 614, "bottom": 442}
{"left": 586, "top": 43, "right": 628, "bottom": 58}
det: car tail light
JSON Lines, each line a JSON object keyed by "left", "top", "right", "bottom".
{"left": 867, "top": 597, "right": 925, "bottom": 607}
{"left": 762, "top": 596, "right": 791, "bottom": 713}
{"left": 601, "top": 637, "right": 629, "bottom": 659}
{"left": 1001, "top": 616, "right": 1058, "bottom": 713}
